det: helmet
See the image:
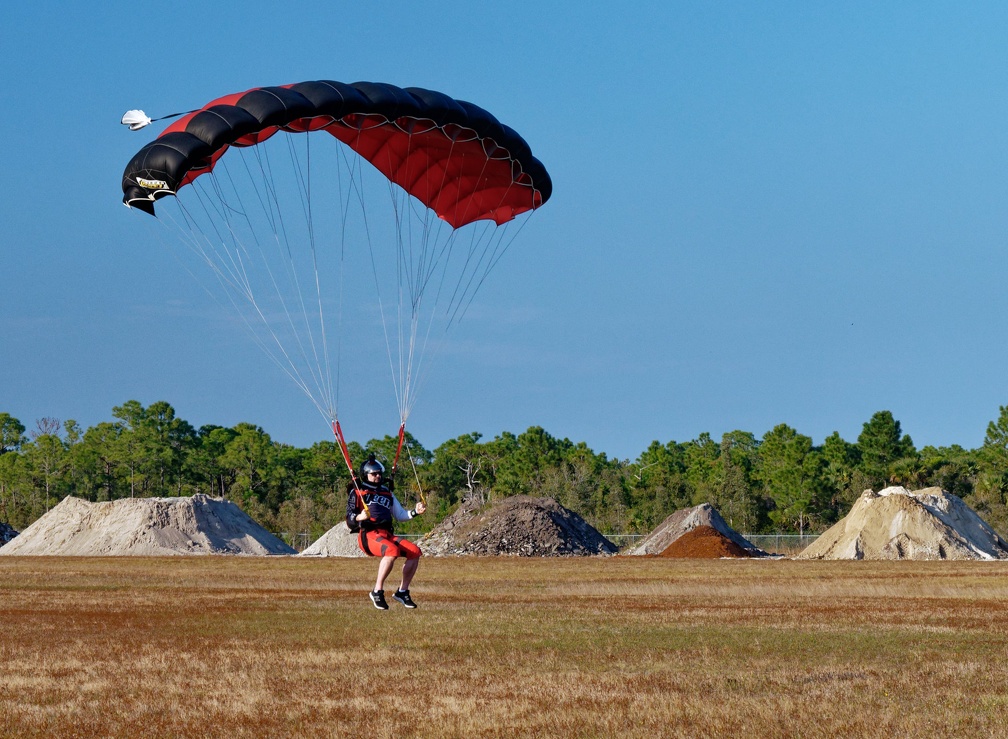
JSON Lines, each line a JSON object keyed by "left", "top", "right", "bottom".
{"left": 360, "top": 455, "right": 385, "bottom": 483}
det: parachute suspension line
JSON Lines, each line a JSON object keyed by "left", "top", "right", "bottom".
{"left": 384, "top": 128, "right": 443, "bottom": 425}
{"left": 332, "top": 419, "right": 369, "bottom": 516}
{"left": 284, "top": 131, "right": 338, "bottom": 422}
{"left": 287, "top": 130, "right": 314, "bottom": 227}
{"left": 387, "top": 149, "right": 420, "bottom": 425}
{"left": 441, "top": 152, "right": 500, "bottom": 323}
{"left": 245, "top": 140, "right": 336, "bottom": 417}
{"left": 448, "top": 214, "right": 535, "bottom": 329}
{"left": 251, "top": 141, "right": 287, "bottom": 244}
{"left": 452, "top": 165, "right": 546, "bottom": 320}
{"left": 394, "top": 164, "right": 540, "bottom": 418}
{"left": 400, "top": 230, "right": 458, "bottom": 421}
{"left": 329, "top": 136, "right": 380, "bottom": 423}
{"left": 397, "top": 215, "right": 453, "bottom": 421}
{"left": 300, "top": 131, "right": 339, "bottom": 424}
{"left": 238, "top": 144, "right": 311, "bottom": 328}
{"left": 410, "top": 132, "right": 461, "bottom": 305}
{"left": 403, "top": 209, "right": 465, "bottom": 414}
{"left": 363, "top": 121, "right": 540, "bottom": 426}
{"left": 254, "top": 140, "right": 328, "bottom": 403}
{"left": 342, "top": 127, "right": 404, "bottom": 424}
{"left": 402, "top": 225, "right": 534, "bottom": 419}
{"left": 175, "top": 180, "right": 262, "bottom": 313}
{"left": 370, "top": 128, "right": 408, "bottom": 425}
{"left": 381, "top": 128, "right": 464, "bottom": 425}
{"left": 404, "top": 439, "right": 428, "bottom": 507}
{"left": 295, "top": 130, "right": 334, "bottom": 420}
{"left": 148, "top": 206, "right": 252, "bottom": 318}
{"left": 332, "top": 139, "right": 363, "bottom": 424}
{"left": 236, "top": 143, "right": 280, "bottom": 237}
{"left": 443, "top": 162, "right": 540, "bottom": 329}
{"left": 443, "top": 219, "right": 494, "bottom": 327}
{"left": 413, "top": 137, "right": 459, "bottom": 416}
{"left": 161, "top": 198, "right": 333, "bottom": 426}
{"left": 183, "top": 168, "right": 248, "bottom": 262}
{"left": 168, "top": 183, "right": 252, "bottom": 306}
{"left": 476, "top": 210, "right": 535, "bottom": 287}
{"left": 162, "top": 143, "right": 337, "bottom": 428}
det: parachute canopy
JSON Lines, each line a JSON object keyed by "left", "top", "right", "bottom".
{"left": 121, "top": 80, "right": 552, "bottom": 227}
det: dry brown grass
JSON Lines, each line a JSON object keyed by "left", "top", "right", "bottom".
{"left": 1, "top": 555, "right": 1007, "bottom": 737}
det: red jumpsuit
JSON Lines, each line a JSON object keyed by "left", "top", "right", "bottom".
{"left": 346, "top": 482, "right": 422, "bottom": 560}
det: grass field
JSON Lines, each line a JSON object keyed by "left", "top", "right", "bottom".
{"left": 1, "top": 555, "right": 1007, "bottom": 738}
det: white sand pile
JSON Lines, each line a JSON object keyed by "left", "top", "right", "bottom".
{"left": 299, "top": 522, "right": 365, "bottom": 557}
{"left": 798, "top": 486, "right": 1008, "bottom": 561}
{"left": 626, "top": 502, "right": 765, "bottom": 556}
{"left": 0, "top": 494, "right": 296, "bottom": 556}
{"left": 0, "top": 522, "right": 17, "bottom": 545}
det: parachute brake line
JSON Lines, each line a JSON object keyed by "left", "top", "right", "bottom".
{"left": 405, "top": 440, "right": 428, "bottom": 507}
{"left": 389, "top": 423, "right": 426, "bottom": 506}
{"left": 332, "top": 420, "right": 369, "bottom": 516}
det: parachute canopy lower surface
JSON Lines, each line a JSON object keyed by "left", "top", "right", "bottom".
{"left": 122, "top": 80, "right": 552, "bottom": 227}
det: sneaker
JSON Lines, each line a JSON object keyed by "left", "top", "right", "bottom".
{"left": 392, "top": 589, "right": 417, "bottom": 609}
{"left": 369, "top": 590, "right": 388, "bottom": 610}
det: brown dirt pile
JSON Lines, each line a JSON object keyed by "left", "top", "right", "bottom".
{"left": 658, "top": 525, "right": 754, "bottom": 558}
{"left": 0, "top": 494, "right": 296, "bottom": 556}
{"left": 627, "top": 503, "right": 766, "bottom": 557}
{"left": 421, "top": 495, "right": 617, "bottom": 556}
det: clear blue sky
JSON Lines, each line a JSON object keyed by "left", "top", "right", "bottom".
{"left": 3, "top": 2, "right": 1008, "bottom": 460}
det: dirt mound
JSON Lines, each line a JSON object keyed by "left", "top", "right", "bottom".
{"left": 627, "top": 503, "right": 765, "bottom": 556}
{"left": 0, "top": 494, "right": 296, "bottom": 556}
{"left": 421, "top": 495, "right": 617, "bottom": 556}
{"left": 798, "top": 486, "right": 1008, "bottom": 560}
{"left": 299, "top": 522, "right": 365, "bottom": 557}
{"left": 0, "top": 522, "right": 17, "bottom": 545}
{"left": 658, "top": 525, "right": 755, "bottom": 558}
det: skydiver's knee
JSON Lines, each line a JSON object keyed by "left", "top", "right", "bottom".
{"left": 401, "top": 542, "right": 422, "bottom": 560}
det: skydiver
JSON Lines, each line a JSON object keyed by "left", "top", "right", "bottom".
{"left": 347, "top": 454, "right": 426, "bottom": 610}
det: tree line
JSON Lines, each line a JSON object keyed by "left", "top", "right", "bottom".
{"left": 2, "top": 400, "right": 1008, "bottom": 544}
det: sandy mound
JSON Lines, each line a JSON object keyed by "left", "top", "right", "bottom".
{"left": 626, "top": 503, "right": 765, "bottom": 556}
{"left": 0, "top": 494, "right": 296, "bottom": 556}
{"left": 658, "top": 525, "right": 756, "bottom": 558}
{"left": 1, "top": 522, "right": 17, "bottom": 545}
{"left": 798, "top": 486, "right": 1008, "bottom": 561}
{"left": 299, "top": 522, "right": 366, "bottom": 557}
{"left": 421, "top": 495, "right": 617, "bottom": 556}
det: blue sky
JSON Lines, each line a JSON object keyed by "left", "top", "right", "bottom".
{"left": 3, "top": 2, "right": 1008, "bottom": 460}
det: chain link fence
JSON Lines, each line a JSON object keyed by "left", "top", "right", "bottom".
{"left": 605, "top": 534, "right": 645, "bottom": 548}
{"left": 281, "top": 530, "right": 819, "bottom": 555}
{"left": 605, "top": 533, "right": 819, "bottom": 555}
{"left": 742, "top": 534, "right": 820, "bottom": 556}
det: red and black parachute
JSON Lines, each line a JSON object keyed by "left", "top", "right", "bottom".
{"left": 121, "top": 79, "right": 550, "bottom": 473}
{"left": 121, "top": 80, "right": 552, "bottom": 227}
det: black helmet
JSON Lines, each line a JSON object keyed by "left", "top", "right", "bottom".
{"left": 360, "top": 454, "right": 385, "bottom": 483}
